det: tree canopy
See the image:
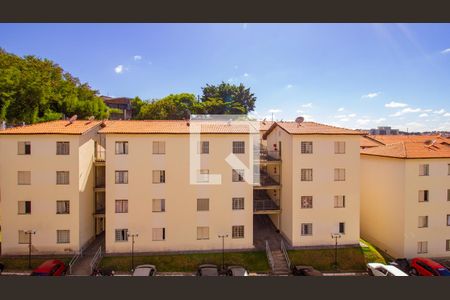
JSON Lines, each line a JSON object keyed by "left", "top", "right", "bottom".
{"left": 0, "top": 48, "right": 109, "bottom": 124}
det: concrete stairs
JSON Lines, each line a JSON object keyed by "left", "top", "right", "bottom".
{"left": 271, "top": 249, "right": 291, "bottom": 275}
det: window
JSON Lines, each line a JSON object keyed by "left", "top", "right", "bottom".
{"left": 339, "top": 222, "right": 345, "bottom": 234}
{"left": 18, "top": 141, "right": 31, "bottom": 155}
{"left": 197, "top": 198, "right": 209, "bottom": 211}
{"left": 232, "top": 169, "right": 245, "bottom": 182}
{"left": 417, "top": 241, "right": 428, "bottom": 254}
{"left": 197, "top": 169, "right": 209, "bottom": 183}
{"left": 300, "top": 196, "right": 313, "bottom": 209}
{"left": 56, "top": 171, "right": 70, "bottom": 185}
{"left": 18, "top": 171, "right": 31, "bottom": 185}
{"left": 418, "top": 216, "right": 428, "bottom": 228}
{"left": 18, "top": 230, "right": 29, "bottom": 244}
{"left": 446, "top": 240, "right": 450, "bottom": 251}
{"left": 115, "top": 141, "right": 128, "bottom": 155}
{"left": 115, "top": 171, "right": 128, "bottom": 184}
{"left": 334, "top": 141, "right": 346, "bottom": 154}
{"left": 197, "top": 226, "right": 209, "bottom": 240}
{"left": 232, "top": 141, "right": 245, "bottom": 154}
{"left": 334, "top": 168, "right": 346, "bottom": 181}
{"left": 152, "top": 170, "right": 165, "bottom": 183}
{"left": 301, "top": 141, "right": 313, "bottom": 154}
{"left": 447, "top": 189, "right": 450, "bottom": 201}
{"left": 301, "top": 223, "right": 313, "bottom": 236}
{"left": 301, "top": 169, "right": 313, "bottom": 181}
{"left": 419, "top": 164, "right": 429, "bottom": 176}
{"left": 115, "top": 229, "right": 128, "bottom": 242}
{"left": 57, "top": 230, "right": 70, "bottom": 244}
{"left": 115, "top": 200, "right": 128, "bottom": 213}
{"left": 448, "top": 164, "right": 450, "bottom": 175}
{"left": 447, "top": 214, "right": 450, "bottom": 226}
{"left": 199, "top": 141, "right": 209, "bottom": 154}
{"left": 152, "top": 141, "right": 165, "bottom": 154}
{"left": 56, "top": 142, "right": 70, "bottom": 155}
{"left": 18, "top": 201, "right": 31, "bottom": 215}
{"left": 334, "top": 195, "right": 346, "bottom": 208}
{"left": 232, "top": 197, "right": 245, "bottom": 210}
{"left": 418, "top": 190, "right": 429, "bottom": 202}
{"left": 152, "top": 228, "right": 166, "bottom": 241}
{"left": 152, "top": 199, "right": 166, "bottom": 212}
{"left": 232, "top": 225, "right": 245, "bottom": 239}
{"left": 56, "top": 201, "right": 70, "bottom": 214}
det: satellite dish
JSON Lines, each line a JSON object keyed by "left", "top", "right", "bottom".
{"left": 68, "top": 115, "right": 78, "bottom": 124}
{"left": 295, "top": 116, "right": 304, "bottom": 127}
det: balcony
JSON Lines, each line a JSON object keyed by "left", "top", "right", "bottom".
{"left": 253, "top": 190, "right": 280, "bottom": 214}
{"left": 253, "top": 170, "right": 280, "bottom": 189}
{"left": 255, "top": 150, "right": 281, "bottom": 164}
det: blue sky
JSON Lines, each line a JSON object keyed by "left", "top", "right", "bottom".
{"left": 1, "top": 23, "right": 450, "bottom": 131}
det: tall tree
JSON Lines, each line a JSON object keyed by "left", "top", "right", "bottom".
{"left": 200, "top": 82, "right": 256, "bottom": 114}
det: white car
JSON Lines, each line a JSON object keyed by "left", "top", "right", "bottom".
{"left": 367, "top": 263, "right": 408, "bottom": 276}
{"left": 132, "top": 264, "right": 157, "bottom": 276}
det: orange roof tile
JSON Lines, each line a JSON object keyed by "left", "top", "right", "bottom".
{"left": 361, "top": 141, "right": 450, "bottom": 159}
{"left": 367, "top": 135, "right": 445, "bottom": 145}
{"left": 259, "top": 121, "right": 274, "bottom": 131}
{"left": 263, "top": 121, "right": 363, "bottom": 138}
{"left": 360, "top": 136, "right": 384, "bottom": 148}
{"left": 0, "top": 120, "right": 102, "bottom": 135}
{"left": 98, "top": 120, "right": 258, "bottom": 134}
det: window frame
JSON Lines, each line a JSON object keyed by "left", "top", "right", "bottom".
{"left": 56, "top": 171, "right": 70, "bottom": 185}
{"left": 232, "top": 141, "right": 245, "bottom": 154}
{"left": 17, "top": 171, "right": 31, "bottom": 185}
{"left": 417, "top": 241, "right": 428, "bottom": 254}
{"left": 56, "top": 142, "right": 70, "bottom": 155}
{"left": 18, "top": 141, "right": 31, "bottom": 155}
{"left": 18, "top": 201, "right": 31, "bottom": 215}
{"left": 334, "top": 168, "right": 346, "bottom": 181}
{"left": 232, "top": 225, "right": 245, "bottom": 239}
{"left": 196, "top": 226, "right": 210, "bottom": 240}
{"left": 18, "top": 230, "right": 29, "bottom": 244}
{"left": 334, "top": 141, "right": 346, "bottom": 154}
{"left": 300, "top": 141, "right": 313, "bottom": 154}
{"left": 152, "top": 141, "right": 166, "bottom": 155}
{"left": 115, "top": 229, "right": 129, "bottom": 242}
{"left": 419, "top": 190, "right": 429, "bottom": 202}
{"left": 232, "top": 169, "right": 245, "bottom": 182}
{"left": 300, "top": 169, "right": 313, "bottom": 181}
{"left": 199, "top": 141, "right": 209, "bottom": 154}
{"left": 152, "top": 228, "right": 166, "bottom": 241}
{"left": 418, "top": 216, "right": 429, "bottom": 228}
{"left": 301, "top": 223, "right": 313, "bottom": 236}
{"left": 56, "top": 200, "right": 70, "bottom": 214}
{"left": 197, "top": 198, "right": 210, "bottom": 211}
{"left": 56, "top": 230, "right": 70, "bottom": 244}
{"left": 300, "top": 196, "right": 313, "bottom": 209}
{"left": 152, "top": 199, "right": 166, "bottom": 212}
{"left": 115, "top": 199, "right": 128, "bottom": 213}
{"left": 339, "top": 222, "right": 346, "bottom": 234}
{"left": 334, "top": 195, "right": 346, "bottom": 208}
{"left": 152, "top": 170, "right": 166, "bottom": 184}
{"left": 115, "top": 170, "right": 129, "bottom": 184}
{"left": 115, "top": 141, "right": 128, "bottom": 155}
{"left": 419, "top": 164, "right": 430, "bottom": 176}
{"left": 232, "top": 197, "right": 245, "bottom": 210}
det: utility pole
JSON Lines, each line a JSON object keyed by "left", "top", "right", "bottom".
{"left": 25, "top": 230, "right": 36, "bottom": 269}
{"left": 218, "top": 234, "right": 229, "bottom": 271}
{"left": 127, "top": 233, "right": 138, "bottom": 272}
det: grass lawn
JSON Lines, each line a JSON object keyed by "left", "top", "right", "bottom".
{"left": 287, "top": 239, "right": 386, "bottom": 272}
{"left": 0, "top": 256, "right": 71, "bottom": 271}
{"left": 100, "top": 251, "right": 269, "bottom": 273}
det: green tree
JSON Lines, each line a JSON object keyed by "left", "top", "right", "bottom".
{"left": 200, "top": 82, "right": 256, "bottom": 114}
{"left": 137, "top": 93, "right": 201, "bottom": 120}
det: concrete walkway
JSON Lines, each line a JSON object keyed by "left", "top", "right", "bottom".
{"left": 70, "top": 233, "right": 105, "bottom": 276}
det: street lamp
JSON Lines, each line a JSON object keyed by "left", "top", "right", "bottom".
{"left": 25, "top": 230, "right": 36, "bottom": 269}
{"left": 218, "top": 234, "right": 228, "bottom": 271}
{"left": 127, "top": 233, "right": 138, "bottom": 271}
{"left": 331, "top": 233, "right": 341, "bottom": 270}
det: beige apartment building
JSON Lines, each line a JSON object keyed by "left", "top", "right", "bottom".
{"left": 262, "top": 122, "right": 363, "bottom": 247}
{"left": 0, "top": 120, "right": 102, "bottom": 255}
{"left": 360, "top": 136, "right": 450, "bottom": 258}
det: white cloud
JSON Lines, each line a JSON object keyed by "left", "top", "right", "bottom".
{"left": 339, "top": 118, "right": 350, "bottom": 122}
{"left": 296, "top": 110, "right": 304, "bottom": 114}
{"left": 433, "top": 109, "right": 446, "bottom": 114}
{"left": 301, "top": 103, "right": 313, "bottom": 108}
{"left": 419, "top": 113, "right": 429, "bottom": 118}
{"left": 385, "top": 101, "right": 408, "bottom": 108}
{"left": 423, "top": 109, "right": 432, "bottom": 112}
{"left": 390, "top": 107, "right": 421, "bottom": 117}
{"left": 362, "top": 92, "right": 380, "bottom": 99}
{"left": 441, "top": 48, "right": 450, "bottom": 54}
{"left": 374, "top": 118, "right": 386, "bottom": 124}
{"left": 405, "top": 122, "right": 425, "bottom": 130}
{"left": 356, "top": 118, "right": 371, "bottom": 125}
{"left": 302, "top": 114, "right": 314, "bottom": 121}
{"left": 286, "top": 84, "right": 293, "bottom": 89}
{"left": 114, "top": 65, "right": 124, "bottom": 74}
{"left": 337, "top": 107, "right": 344, "bottom": 112}
{"left": 348, "top": 113, "right": 356, "bottom": 118}
{"left": 243, "top": 73, "right": 249, "bottom": 77}
{"left": 268, "top": 109, "right": 282, "bottom": 113}
{"left": 444, "top": 113, "right": 450, "bottom": 117}
{"left": 133, "top": 55, "right": 142, "bottom": 61}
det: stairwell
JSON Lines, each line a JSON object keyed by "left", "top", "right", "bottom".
{"left": 271, "top": 248, "right": 290, "bottom": 275}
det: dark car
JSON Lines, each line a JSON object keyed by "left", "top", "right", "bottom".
{"left": 292, "top": 265, "right": 323, "bottom": 276}
{"left": 91, "top": 267, "right": 115, "bottom": 276}
{"left": 197, "top": 264, "right": 219, "bottom": 276}
{"left": 30, "top": 259, "right": 66, "bottom": 276}
{"left": 0, "top": 262, "right": 4, "bottom": 274}
{"left": 226, "top": 265, "right": 249, "bottom": 276}
{"left": 389, "top": 258, "right": 411, "bottom": 274}
{"left": 410, "top": 257, "right": 450, "bottom": 276}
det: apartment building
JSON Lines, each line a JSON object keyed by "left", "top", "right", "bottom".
{"left": 262, "top": 122, "right": 362, "bottom": 247}
{"left": 97, "top": 120, "right": 258, "bottom": 253}
{"left": 0, "top": 120, "right": 102, "bottom": 255}
{"left": 360, "top": 137, "right": 450, "bottom": 258}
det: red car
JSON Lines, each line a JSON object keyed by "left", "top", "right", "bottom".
{"left": 410, "top": 257, "right": 450, "bottom": 276}
{"left": 30, "top": 259, "right": 67, "bottom": 276}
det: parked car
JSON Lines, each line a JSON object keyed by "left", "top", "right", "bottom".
{"left": 91, "top": 267, "right": 115, "bottom": 276}
{"left": 30, "top": 259, "right": 67, "bottom": 276}
{"left": 367, "top": 263, "right": 408, "bottom": 276}
{"left": 132, "top": 265, "right": 157, "bottom": 276}
{"left": 389, "top": 258, "right": 411, "bottom": 274}
{"left": 409, "top": 257, "right": 450, "bottom": 276}
{"left": 226, "top": 265, "right": 249, "bottom": 276}
{"left": 291, "top": 265, "right": 323, "bottom": 276}
{"left": 197, "top": 264, "right": 219, "bottom": 276}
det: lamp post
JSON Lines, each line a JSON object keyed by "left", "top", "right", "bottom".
{"left": 331, "top": 233, "right": 341, "bottom": 270}
{"left": 25, "top": 230, "right": 36, "bottom": 269}
{"left": 218, "top": 234, "right": 228, "bottom": 271}
{"left": 127, "top": 233, "right": 138, "bottom": 271}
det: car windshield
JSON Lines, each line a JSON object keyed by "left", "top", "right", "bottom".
{"left": 437, "top": 268, "right": 450, "bottom": 276}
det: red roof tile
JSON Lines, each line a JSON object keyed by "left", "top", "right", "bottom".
{"left": 0, "top": 120, "right": 102, "bottom": 135}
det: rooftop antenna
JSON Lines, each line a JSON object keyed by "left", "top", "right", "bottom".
{"left": 295, "top": 116, "right": 305, "bottom": 127}
{"left": 262, "top": 118, "right": 267, "bottom": 125}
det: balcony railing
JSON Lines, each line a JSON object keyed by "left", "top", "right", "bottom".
{"left": 254, "top": 190, "right": 280, "bottom": 211}
{"left": 256, "top": 150, "right": 281, "bottom": 162}
{"left": 254, "top": 170, "right": 280, "bottom": 187}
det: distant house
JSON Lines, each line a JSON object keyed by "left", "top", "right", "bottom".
{"left": 369, "top": 126, "right": 399, "bottom": 135}
{"left": 101, "top": 96, "right": 132, "bottom": 120}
